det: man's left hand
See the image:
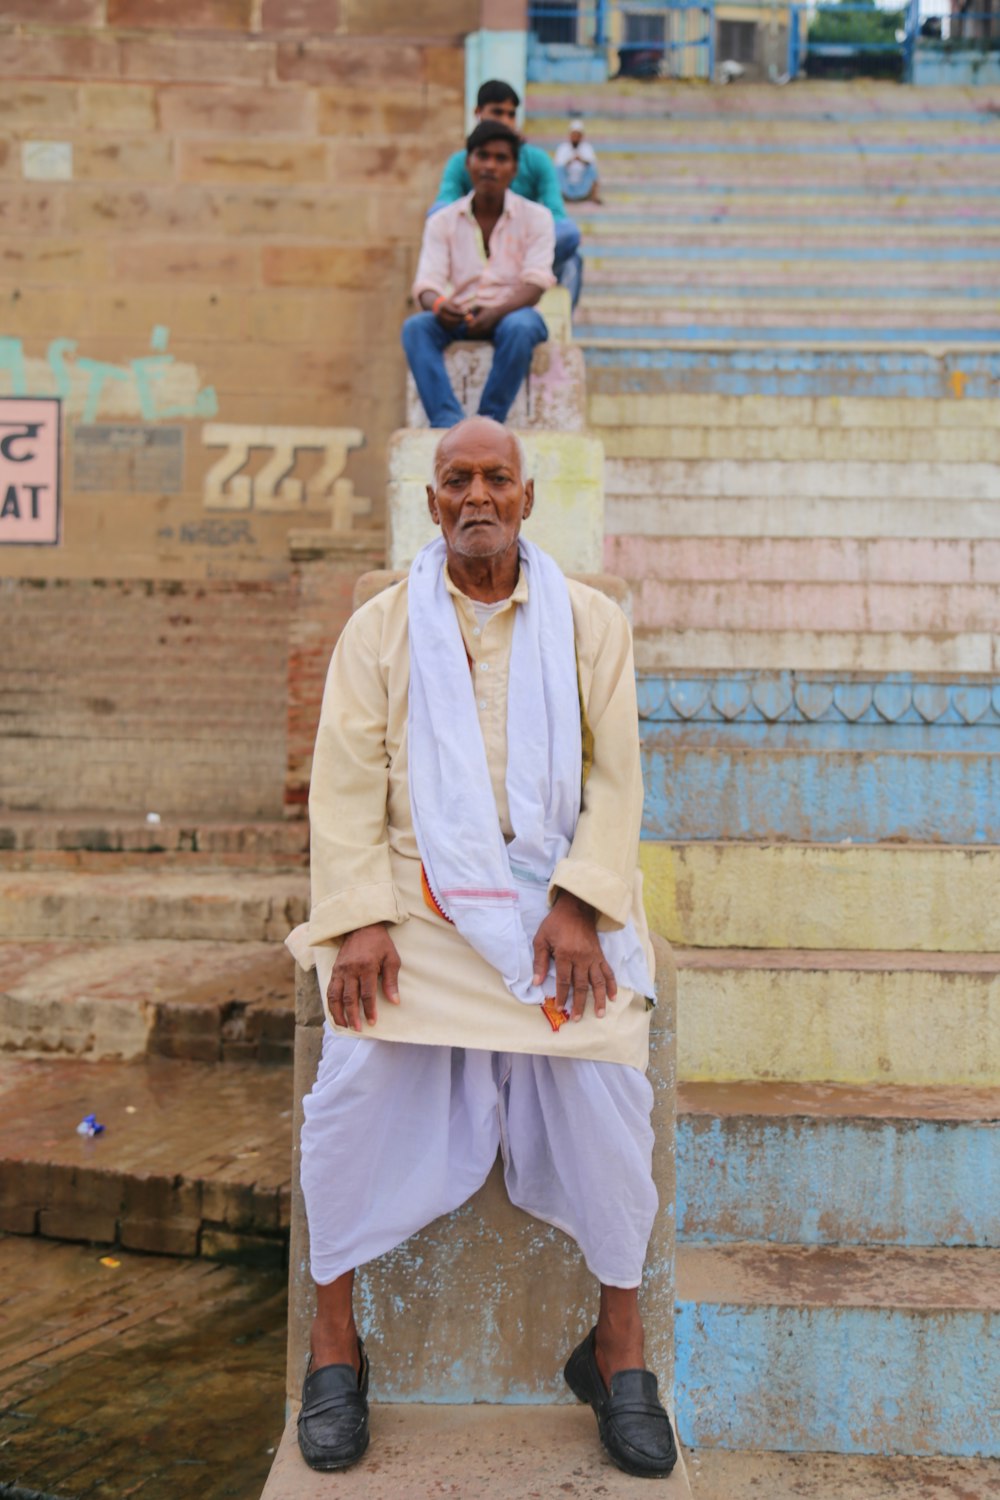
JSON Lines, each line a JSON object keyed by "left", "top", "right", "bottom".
{"left": 532, "top": 891, "right": 618, "bottom": 1022}
{"left": 465, "top": 305, "right": 499, "bottom": 337}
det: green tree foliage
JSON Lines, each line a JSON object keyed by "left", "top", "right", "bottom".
{"left": 809, "top": 0, "right": 905, "bottom": 45}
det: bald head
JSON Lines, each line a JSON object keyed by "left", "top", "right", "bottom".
{"left": 432, "top": 417, "right": 527, "bottom": 488}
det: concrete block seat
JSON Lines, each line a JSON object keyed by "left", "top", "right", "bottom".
{"left": 283, "top": 933, "right": 678, "bottom": 1408}
{"left": 404, "top": 287, "right": 587, "bottom": 433}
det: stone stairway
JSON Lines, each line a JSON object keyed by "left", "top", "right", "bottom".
{"left": 0, "top": 812, "right": 308, "bottom": 1265}
{"left": 526, "top": 79, "right": 1000, "bottom": 1489}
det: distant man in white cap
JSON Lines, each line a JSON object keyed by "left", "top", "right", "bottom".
{"left": 554, "top": 119, "right": 602, "bottom": 204}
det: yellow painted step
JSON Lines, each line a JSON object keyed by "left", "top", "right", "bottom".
{"left": 641, "top": 842, "right": 1000, "bottom": 952}
{"left": 674, "top": 949, "right": 1000, "bottom": 1086}
{"left": 590, "top": 394, "right": 1000, "bottom": 433}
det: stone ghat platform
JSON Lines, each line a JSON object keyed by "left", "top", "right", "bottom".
{"left": 0, "top": 1055, "right": 293, "bottom": 1263}
{"left": 264, "top": 1405, "right": 693, "bottom": 1499}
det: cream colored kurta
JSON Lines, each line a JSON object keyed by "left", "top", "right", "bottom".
{"left": 304, "top": 566, "right": 654, "bottom": 1071}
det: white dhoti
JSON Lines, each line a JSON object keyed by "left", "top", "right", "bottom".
{"left": 301, "top": 1027, "right": 658, "bottom": 1290}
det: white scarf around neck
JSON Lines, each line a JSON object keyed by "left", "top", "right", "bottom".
{"left": 407, "top": 535, "right": 653, "bottom": 1008}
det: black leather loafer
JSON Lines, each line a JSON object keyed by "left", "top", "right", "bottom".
{"left": 297, "top": 1340, "right": 370, "bottom": 1472}
{"left": 564, "top": 1326, "right": 678, "bottom": 1479}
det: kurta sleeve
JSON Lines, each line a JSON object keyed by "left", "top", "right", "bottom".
{"left": 548, "top": 599, "right": 644, "bottom": 931}
{"left": 306, "top": 601, "right": 406, "bottom": 945}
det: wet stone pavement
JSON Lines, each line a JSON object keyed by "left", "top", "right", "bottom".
{"left": 0, "top": 1235, "right": 287, "bottom": 1499}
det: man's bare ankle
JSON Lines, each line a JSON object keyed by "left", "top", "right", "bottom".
{"left": 310, "top": 1321, "right": 361, "bottom": 1374}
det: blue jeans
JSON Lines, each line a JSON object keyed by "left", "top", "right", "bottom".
{"left": 402, "top": 308, "right": 549, "bottom": 428}
{"left": 553, "top": 216, "right": 583, "bottom": 308}
{"left": 427, "top": 202, "right": 584, "bottom": 310}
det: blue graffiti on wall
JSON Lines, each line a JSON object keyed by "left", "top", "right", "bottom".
{"left": 0, "top": 326, "right": 218, "bottom": 424}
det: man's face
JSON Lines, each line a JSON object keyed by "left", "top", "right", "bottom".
{"left": 477, "top": 99, "right": 518, "bottom": 131}
{"left": 466, "top": 139, "right": 517, "bottom": 196}
{"left": 569, "top": 129, "right": 584, "bottom": 147}
{"left": 427, "top": 422, "right": 534, "bottom": 563}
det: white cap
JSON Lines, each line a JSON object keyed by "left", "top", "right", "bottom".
{"left": 569, "top": 117, "right": 585, "bottom": 132}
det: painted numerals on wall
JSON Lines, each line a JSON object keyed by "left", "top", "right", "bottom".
{"left": 201, "top": 424, "right": 371, "bottom": 530}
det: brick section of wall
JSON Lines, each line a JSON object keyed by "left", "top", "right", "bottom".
{"left": 0, "top": 7, "right": 469, "bottom": 587}
{"left": 0, "top": 577, "right": 291, "bottom": 817}
{"left": 284, "top": 538, "right": 385, "bottom": 813}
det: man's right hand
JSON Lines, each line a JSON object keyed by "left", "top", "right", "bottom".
{"left": 432, "top": 297, "right": 466, "bottom": 329}
{"left": 327, "top": 923, "right": 401, "bottom": 1033}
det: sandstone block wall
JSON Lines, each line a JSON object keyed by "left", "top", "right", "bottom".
{"left": 0, "top": 2, "right": 475, "bottom": 814}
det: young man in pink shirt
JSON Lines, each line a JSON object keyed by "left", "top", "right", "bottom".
{"left": 402, "top": 121, "right": 555, "bottom": 428}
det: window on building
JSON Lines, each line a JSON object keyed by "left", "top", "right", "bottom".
{"left": 718, "top": 19, "right": 758, "bottom": 60}
{"left": 531, "top": 0, "right": 578, "bottom": 44}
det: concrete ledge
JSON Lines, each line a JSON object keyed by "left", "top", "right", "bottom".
{"left": 263, "top": 1404, "right": 693, "bottom": 1498}
{"left": 286, "top": 935, "right": 677, "bottom": 1406}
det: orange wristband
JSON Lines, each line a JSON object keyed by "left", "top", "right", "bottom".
{"left": 431, "top": 294, "right": 447, "bottom": 314}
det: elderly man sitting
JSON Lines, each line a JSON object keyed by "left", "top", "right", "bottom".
{"left": 291, "top": 416, "right": 677, "bottom": 1481}
{"left": 402, "top": 121, "right": 555, "bottom": 429}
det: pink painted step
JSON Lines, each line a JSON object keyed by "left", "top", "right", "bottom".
{"left": 628, "top": 579, "right": 1000, "bottom": 635}
{"left": 605, "top": 536, "right": 1000, "bottom": 587}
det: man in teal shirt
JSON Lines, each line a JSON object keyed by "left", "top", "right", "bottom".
{"left": 431, "top": 79, "right": 583, "bottom": 308}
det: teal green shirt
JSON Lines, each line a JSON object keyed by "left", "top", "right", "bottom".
{"left": 434, "top": 142, "right": 567, "bottom": 221}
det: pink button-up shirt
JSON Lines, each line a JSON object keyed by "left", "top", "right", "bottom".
{"left": 412, "top": 190, "right": 556, "bottom": 313}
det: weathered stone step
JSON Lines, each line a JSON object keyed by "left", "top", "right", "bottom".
{"left": 533, "top": 117, "right": 993, "bottom": 141}
{"left": 608, "top": 492, "right": 1000, "bottom": 542}
{"left": 633, "top": 627, "right": 993, "bottom": 675}
{"left": 685, "top": 1449, "right": 1000, "bottom": 1498}
{"left": 0, "top": 811, "right": 308, "bottom": 870}
{"left": 582, "top": 301, "right": 999, "bottom": 329}
{"left": 528, "top": 80, "right": 993, "bottom": 116}
{"left": 263, "top": 1405, "right": 693, "bottom": 1499}
{"left": 675, "top": 949, "right": 1000, "bottom": 1087}
{"left": 641, "top": 842, "right": 1000, "bottom": 952}
{"left": 0, "top": 1054, "right": 292, "bottom": 1261}
{"left": 584, "top": 256, "right": 996, "bottom": 282}
{"left": 675, "top": 1243, "right": 1000, "bottom": 1455}
{"left": 609, "top": 535, "right": 1000, "bottom": 585}
{"left": 677, "top": 1082, "right": 999, "bottom": 1247}
{"left": 594, "top": 393, "right": 1000, "bottom": 432}
{"left": 631, "top": 579, "right": 1000, "bottom": 635}
{"left": 0, "top": 939, "right": 293, "bottom": 1063}
{"left": 599, "top": 424, "right": 1000, "bottom": 464}
{"left": 605, "top": 456, "right": 998, "bottom": 504}
{"left": 0, "top": 869, "right": 310, "bottom": 942}
{"left": 644, "top": 745, "right": 1000, "bottom": 847}
{"left": 587, "top": 345, "right": 1000, "bottom": 402}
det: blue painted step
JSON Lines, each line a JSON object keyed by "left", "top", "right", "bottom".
{"left": 675, "top": 1243, "right": 1000, "bottom": 1456}
{"left": 585, "top": 348, "right": 1000, "bottom": 399}
{"left": 638, "top": 672, "right": 1000, "bottom": 843}
{"left": 677, "top": 1084, "right": 999, "bottom": 1247}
